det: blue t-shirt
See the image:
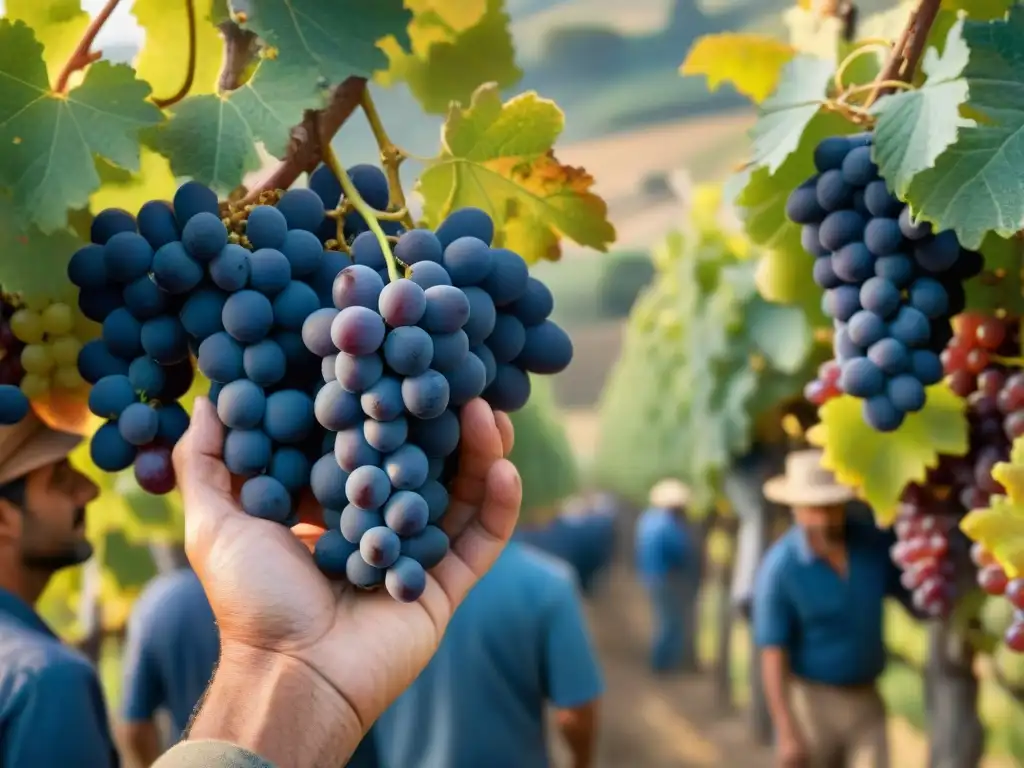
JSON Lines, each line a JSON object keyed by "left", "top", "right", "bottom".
{"left": 752, "top": 521, "right": 904, "bottom": 686}
{"left": 0, "top": 587, "right": 119, "bottom": 767}
{"left": 515, "top": 515, "right": 614, "bottom": 591}
{"left": 635, "top": 507, "right": 690, "bottom": 584}
{"left": 374, "top": 542, "right": 604, "bottom": 768}
{"left": 122, "top": 568, "right": 380, "bottom": 767}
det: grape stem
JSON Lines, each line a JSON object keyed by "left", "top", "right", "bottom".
{"left": 153, "top": 0, "right": 198, "bottom": 108}
{"left": 832, "top": 41, "right": 894, "bottom": 93}
{"left": 360, "top": 90, "right": 416, "bottom": 229}
{"left": 54, "top": 0, "right": 123, "bottom": 93}
{"left": 863, "top": 0, "right": 942, "bottom": 107}
{"left": 241, "top": 77, "right": 368, "bottom": 204}
{"left": 990, "top": 354, "right": 1024, "bottom": 367}
{"left": 322, "top": 144, "right": 402, "bottom": 283}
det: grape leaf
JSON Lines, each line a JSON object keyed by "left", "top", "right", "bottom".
{"left": 150, "top": 58, "right": 320, "bottom": 193}
{"left": 0, "top": 20, "right": 164, "bottom": 232}
{"left": 417, "top": 83, "right": 615, "bottom": 263}
{"left": 0, "top": 195, "right": 80, "bottom": 303}
{"left": 964, "top": 232, "right": 1024, "bottom": 314}
{"left": 942, "top": 0, "right": 1015, "bottom": 15}
{"left": 377, "top": 0, "right": 521, "bottom": 115}
{"left": 733, "top": 110, "right": 854, "bottom": 323}
{"left": 89, "top": 147, "right": 179, "bottom": 215}
{"left": 870, "top": 18, "right": 971, "bottom": 199}
{"left": 749, "top": 55, "right": 835, "bottom": 175}
{"left": 239, "top": 0, "right": 412, "bottom": 81}
{"left": 4, "top": 0, "right": 89, "bottom": 84}
{"left": 680, "top": 33, "right": 796, "bottom": 105}
{"left": 745, "top": 300, "right": 812, "bottom": 375}
{"left": 132, "top": 0, "right": 226, "bottom": 98}
{"left": 810, "top": 386, "right": 968, "bottom": 526}
{"left": 904, "top": 8, "right": 1024, "bottom": 249}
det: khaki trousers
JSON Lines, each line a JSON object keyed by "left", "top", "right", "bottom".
{"left": 789, "top": 678, "right": 889, "bottom": 768}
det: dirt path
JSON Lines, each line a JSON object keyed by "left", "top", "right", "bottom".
{"left": 550, "top": 560, "right": 774, "bottom": 767}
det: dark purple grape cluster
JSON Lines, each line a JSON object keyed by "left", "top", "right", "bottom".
{"left": 303, "top": 206, "right": 573, "bottom": 602}
{"left": 786, "top": 132, "right": 982, "bottom": 431}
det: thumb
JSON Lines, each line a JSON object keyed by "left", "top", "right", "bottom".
{"left": 173, "top": 397, "right": 232, "bottom": 508}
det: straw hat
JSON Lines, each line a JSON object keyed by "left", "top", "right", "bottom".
{"left": 0, "top": 408, "right": 82, "bottom": 486}
{"left": 762, "top": 449, "right": 854, "bottom": 507}
{"left": 649, "top": 478, "right": 690, "bottom": 508}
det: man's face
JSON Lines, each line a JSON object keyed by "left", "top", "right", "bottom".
{"left": 16, "top": 460, "right": 100, "bottom": 571}
{"left": 794, "top": 504, "right": 846, "bottom": 547}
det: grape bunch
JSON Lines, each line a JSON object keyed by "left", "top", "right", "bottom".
{"left": 303, "top": 207, "right": 573, "bottom": 602}
{"left": 973, "top": 543, "right": 1024, "bottom": 652}
{"left": 787, "top": 132, "right": 981, "bottom": 431}
{"left": 803, "top": 359, "right": 842, "bottom": 406}
{"left": 4, "top": 294, "right": 90, "bottom": 398}
{"left": 890, "top": 480, "right": 964, "bottom": 617}
{"left": 307, "top": 163, "right": 405, "bottom": 246}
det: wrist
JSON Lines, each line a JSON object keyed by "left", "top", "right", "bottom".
{"left": 187, "top": 643, "right": 365, "bottom": 768}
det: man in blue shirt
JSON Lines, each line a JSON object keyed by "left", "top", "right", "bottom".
{"left": 121, "top": 564, "right": 382, "bottom": 767}
{"left": 634, "top": 479, "right": 694, "bottom": 673}
{"left": 373, "top": 541, "right": 604, "bottom": 768}
{"left": 0, "top": 409, "right": 118, "bottom": 766}
{"left": 754, "top": 449, "right": 903, "bottom": 768}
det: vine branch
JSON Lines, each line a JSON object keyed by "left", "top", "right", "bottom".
{"left": 54, "top": 0, "right": 123, "bottom": 93}
{"left": 153, "top": 0, "right": 197, "bottom": 109}
{"left": 864, "top": 0, "right": 942, "bottom": 107}
{"left": 242, "top": 77, "right": 368, "bottom": 203}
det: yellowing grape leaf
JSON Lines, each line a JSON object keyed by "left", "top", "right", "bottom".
{"left": 961, "top": 495, "right": 1024, "bottom": 577}
{"left": 240, "top": 0, "right": 411, "bottom": 80}
{"left": 0, "top": 20, "right": 164, "bottom": 232}
{"left": 810, "top": 386, "right": 968, "bottom": 526}
{"left": 0, "top": 194, "right": 82, "bottom": 304}
{"left": 681, "top": 33, "right": 796, "bottom": 105}
{"left": 150, "top": 58, "right": 319, "bottom": 193}
{"left": 4, "top": 0, "right": 89, "bottom": 84}
{"left": 132, "top": 0, "right": 226, "bottom": 98}
{"left": 89, "top": 147, "right": 179, "bottom": 215}
{"left": 417, "top": 83, "right": 615, "bottom": 263}
{"left": 377, "top": 0, "right": 521, "bottom": 115}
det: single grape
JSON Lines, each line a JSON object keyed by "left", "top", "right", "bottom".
{"left": 197, "top": 332, "right": 245, "bottom": 383}
{"left": 217, "top": 379, "right": 267, "bottom": 430}
{"left": 302, "top": 307, "right": 341, "bottom": 357}
{"left": 978, "top": 564, "right": 1009, "bottom": 596}
{"left": 420, "top": 286, "right": 471, "bottom": 333}
{"left": 332, "top": 306, "right": 386, "bottom": 356}
{"left": 313, "top": 529, "right": 359, "bottom": 576}
{"left": 275, "top": 188, "right": 326, "bottom": 234}
{"left": 408, "top": 409, "right": 461, "bottom": 458}
{"left": 509, "top": 278, "right": 554, "bottom": 326}
{"left": 360, "top": 526, "right": 401, "bottom": 568}
{"left": 314, "top": 380, "right": 362, "bottom": 431}
{"left": 385, "top": 556, "right": 427, "bottom": 603}
{"left": 88, "top": 375, "right": 137, "bottom": 419}
{"left": 409, "top": 261, "right": 454, "bottom": 290}
{"left": 785, "top": 185, "right": 826, "bottom": 225}
{"left": 223, "top": 290, "right": 274, "bottom": 343}
{"left": 210, "top": 243, "right": 252, "bottom": 292}
{"left": 484, "top": 364, "right": 531, "bottom": 412}
{"left": 128, "top": 357, "right": 166, "bottom": 398}
{"left": 347, "top": 465, "right": 392, "bottom": 511}
{"left": 281, "top": 229, "right": 324, "bottom": 278}
{"left": 310, "top": 453, "right": 350, "bottom": 509}
{"left": 135, "top": 445, "right": 176, "bottom": 495}
{"left": 0, "top": 385, "right": 29, "bottom": 425}
{"left": 335, "top": 352, "right": 384, "bottom": 393}
{"left": 137, "top": 200, "right": 179, "bottom": 250}
{"left": 247, "top": 206, "right": 289, "bottom": 251}
{"left": 263, "top": 390, "right": 315, "bottom": 444}
{"left": 364, "top": 417, "right": 409, "bottom": 454}
{"left": 223, "top": 429, "right": 273, "bottom": 476}
{"left": 384, "top": 326, "right": 434, "bottom": 376}
{"left": 243, "top": 339, "right": 287, "bottom": 386}
{"left": 118, "top": 402, "right": 160, "bottom": 446}
{"left": 173, "top": 181, "right": 219, "bottom": 225}
{"left": 383, "top": 491, "right": 429, "bottom": 536}
{"left": 863, "top": 218, "right": 902, "bottom": 256}
{"left": 435, "top": 207, "right": 495, "bottom": 248}
{"left": 818, "top": 210, "right": 865, "bottom": 252}
{"left": 182, "top": 212, "right": 228, "bottom": 260}
{"left": 140, "top": 315, "right": 189, "bottom": 365}
{"left": 241, "top": 475, "right": 292, "bottom": 522}
{"left": 442, "top": 237, "right": 494, "bottom": 286}
{"left": 402, "top": 370, "right": 450, "bottom": 419}
{"left": 840, "top": 358, "right": 885, "bottom": 398}
{"left": 152, "top": 241, "right": 203, "bottom": 294}
{"left": 394, "top": 229, "right": 443, "bottom": 265}
{"left": 361, "top": 376, "right": 404, "bottom": 422}
{"left": 384, "top": 443, "right": 430, "bottom": 491}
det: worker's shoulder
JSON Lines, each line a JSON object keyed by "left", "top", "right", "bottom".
{"left": 0, "top": 626, "right": 98, "bottom": 695}
{"left": 760, "top": 528, "right": 802, "bottom": 571}
{"left": 505, "top": 542, "right": 578, "bottom": 589}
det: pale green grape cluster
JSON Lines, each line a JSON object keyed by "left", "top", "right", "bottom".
{"left": 10, "top": 298, "right": 90, "bottom": 398}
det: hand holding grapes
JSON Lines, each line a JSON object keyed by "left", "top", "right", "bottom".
{"left": 173, "top": 396, "right": 520, "bottom": 741}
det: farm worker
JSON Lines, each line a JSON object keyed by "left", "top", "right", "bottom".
{"left": 0, "top": 409, "right": 118, "bottom": 766}
{"left": 120, "top": 562, "right": 382, "bottom": 767}
{"left": 635, "top": 478, "right": 695, "bottom": 672}
{"left": 146, "top": 398, "right": 521, "bottom": 768}
{"left": 372, "top": 542, "right": 604, "bottom": 768}
{"left": 754, "top": 449, "right": 901, "bottom": 768}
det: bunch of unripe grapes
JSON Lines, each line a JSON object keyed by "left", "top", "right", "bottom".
{"left": 6, "top": 297, "right": 89, "bottom": 398}
{"left": 787, "top": 132, "right": 981, "bottom": 431}
{"left": 803, "top": 359, "right": 841, "bottom": 406}
{"left": 975, "top": 543, "right": 1024, "bottom": 652}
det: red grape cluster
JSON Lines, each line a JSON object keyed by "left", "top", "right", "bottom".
{"left": 974, "top": 542, "right": 1024, "bottom": 652}
{"left": 0, "top": 296, "right": 25, "bottom": 387}
{"left": 891, "top": 481, "right": 960, "bottom": 617}
{"left": 803, "top": 359, "right": 842, "bottom": 406}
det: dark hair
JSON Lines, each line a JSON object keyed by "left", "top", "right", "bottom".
{"left": 0, "top": 476, "right": 27, "bottom": 509}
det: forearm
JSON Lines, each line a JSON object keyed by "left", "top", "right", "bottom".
{"left": 185, "top": 644, "right": 365, "bottom": 768}
{"left": 119, "top": 721, "right": 162, "bottom": 767}
{"left": 556, "top": 704, "right": 598, "bottom": 768}
{"left": 760, "top": 649, "right": 798, "bottom": 740}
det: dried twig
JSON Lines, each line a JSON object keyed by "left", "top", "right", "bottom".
{"left": 864, "top": 0, "right": 942, "bottom": 107}
{"left": 217, "top": 20, "right": 259, "bottom": 92}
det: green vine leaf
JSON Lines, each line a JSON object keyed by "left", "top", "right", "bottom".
{"left": 3, "top": 0, "right": 89, "bottom": 84}
{"left": 0, "top": 195, "right": 81, "bottom": 304}
{"left": 417, "top": 83, "right": 615, "bottom": 263}
{"left": 870, "top": 17, "right": 971, "bottom": 199}
{"left": 149, "top": 59, "right": 321, "bottom": 193}
{"left": 810, "top": 385, "right": 968, "bottom": 526}
{"left": 965, "top": 232, "right": 1024, "bottom": 314}
{"left": 378, "top": 0, "right": 521, "bottom": 115}
{"left": 749, "top": 55, "right": 835, "bottom": 175}
{"left": 240, "top": 0, "right": 412, "bottom": 81}
{"left": 904, "top": 7, "right": 1024, "bottom": 249}
{"left": 0, "top": 20, "right": 164, "bottom": 232}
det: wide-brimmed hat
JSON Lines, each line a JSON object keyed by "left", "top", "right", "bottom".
{"left": 763, "top": 449, "right": 854, "bottom": 507}
{"left": 649, "top": 479, "right": 690, "bottom": 508}
{"left": 0, "top": 409, "right": 82, "bottom": 486}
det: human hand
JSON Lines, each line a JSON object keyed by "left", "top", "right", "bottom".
{"left": 173, "top": 396, "right": 520, "bottom": 730}
{"left": 776, "top": 729, "right": 808, "bottom": 768}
